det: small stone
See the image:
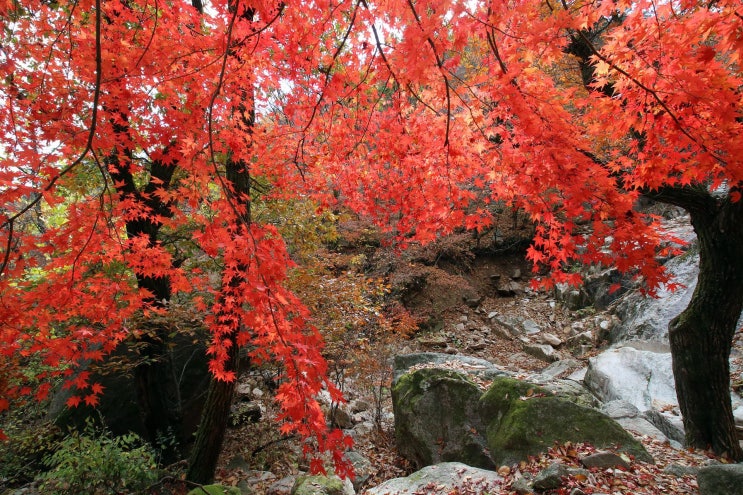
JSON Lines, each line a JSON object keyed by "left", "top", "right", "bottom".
{"left": 459, "top": 315, "right": 469, "bottom": 323}
{"left": 350, "top": 399, "right": 371, "bottom": 413}
{"left": 511, "top": 475, "right": 533, "bottom": 495}
{"left": 512, "top": 268, "right": 522, "bottom": 280}
{"left": 523, "top": 343, "right": 558, "bottom": 362}
{"left": 538, "top": 332, "right": 563, "bottom": 346}
{"left": 566, "top": 331, "right": 593, "bottom": 347}
{"left": 498, "top": 280, "right": 522, "bottom": 297}
{"left": 467, "top": 341, "right": 487, "bottom": 351}
{"left": 580, "top": 451, "right": 630, "bottom": 470}
{"left": 252, "top": 387, "right": 264, "bottom": 398}
{"left": 533, "top": 463, "right": 570, "bottom": 490}
{"left": 522, "top": 319, "right": 541, "bottom": 335}
{"left": 417, "top": 335, "right": 448, "bottom": 348}
{"left": 455, "top": 323, "right": 466, "bottom": 332}
{"left": 664, "top": 464, "right": 700, "bottom": 477}
{"left": 267, "top": 477, "right": 297, "bottom": 495}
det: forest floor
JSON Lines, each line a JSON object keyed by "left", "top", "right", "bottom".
{"left": 211, "top": 220, "right": 742, "bottom": 495}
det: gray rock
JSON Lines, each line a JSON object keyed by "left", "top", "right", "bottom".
{"left": 343, "top": 451, "right": 372, "bottom": 491}
{"left": 498, "top": 280, "right": 523, "bottom": 297}
{"left": 349, "top": 399, "right": 371, "bottom": 413}
{"left": 522, "top": 319, "right": 541, "bottom": 335}
{"left": 697, "top": 464, "right": 743, "bottom": 495}
{"left": 601, "top": 400, "right": 640, "bottom": 419}
{"left": 566, "top": 331, "right": 594, "bottom": 348}
{"left": 291, "top": 475, "right": 354, "bottom": 495}
{"left": 480, "top": 377, "right": 652, "bottom": 466}
{"left": 580, "top": 451, "right": 630, "bottom": 469}
{"left": 664, "top": 464, "right": 700, "bottom": 477}
{"left": 601, "top": 400, "right": 670, "bottom": 441}
{"left": 538, "top": 332, "right": 563, "bottom": 346}
{"left": 392, "top": 368, "right": 493, "bottom": 469}
{"left": 533, "top": 359, "right": 581, "bottom": 381}
{"left": 511, "top": 475, "right": 533, "bottom": 495}
{"left": 615, "top": 416, "right": 671, "bottom": 443}
{"left": 523, "top": 343, "right": 559, "bottom": 362}
{"left": 532, "top": 463, "right": 588, "bottom": 491}
{"left": 267, "top": 476, "right": 297, "bottom": 495}
{"left": 643, "top": 408, "right": 685, "bottom": 445}
{"left": 613, "top": 254, "right": 697, "bottom": 344}
{"left": 329, "top": 405, "right": 354, "bottom": 429}
{"left": 584, "top": 346, "right": 681, "bottom": 439}
{"left": 365, "top": 462, "right": 503, "bottom": 495}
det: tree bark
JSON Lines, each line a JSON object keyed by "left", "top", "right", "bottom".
{"left": 660, "top": 189, "right": 743, "bottom": 460}
{"left": 186, "top": 339, "right": 240, "bottom": 484}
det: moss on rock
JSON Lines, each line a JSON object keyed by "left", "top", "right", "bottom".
{"left": 392, "top": 368, "right": 493, "bottom": 468}
{"left": 292, "top": 475, "right": 350, "bottom": 495}
{"left": 484, "top": 394, "right": 653, "bottom": 466}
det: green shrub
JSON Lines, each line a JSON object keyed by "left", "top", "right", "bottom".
{"left": 0, "top": 419, "right": 62, "bottom": 489}
{"left": 39, "top": 421, "right": 159, "bottom": 495}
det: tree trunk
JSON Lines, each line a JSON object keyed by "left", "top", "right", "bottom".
{"left": 186, "top": 1, "right": 258, "bottom": 480}
{"left": 666, "top": 192, "right": 743, "bottom": 460}
{"left": 108, "top": 142, "right": 183, "bottom": 462}
{"left": 186, "top": 339, "right": 240, "bottom": 484}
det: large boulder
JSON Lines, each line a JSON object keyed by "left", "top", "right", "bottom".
{"left": 697, "top": 464, "right": 743, "bottom": 495}
{"left": 481, "top": 377, "right": 653, "bottom": 466}
{"left": 612, "top": 251, "right": 700, "bottom": 343}
{"left": 392, "top": 368, "right": 652, "bottom": 470}
{"left": 611, "top": 216, "right": 743, "bottom": 345}
{"left": 584, "top": 345, "right": 678, "bottom": 412}
{"left": 364, "top": 462, "right": 503, "bottom": 495}
{"left": 392, "top": 368, "right": 493, "bottom": 469}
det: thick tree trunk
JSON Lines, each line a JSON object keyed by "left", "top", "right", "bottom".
{"left": 186, "top": 339, "right": 240, "bottom": 484}
{"left": 666, "top": 192, "right": 743, "bottom": 460}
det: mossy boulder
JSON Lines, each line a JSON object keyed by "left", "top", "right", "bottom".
{"left": 392, "top": 368, "right": 493, "bottom": 469}
{"left": 480, "top": 377, "right": 653, "bottom": 466}
{"left": 392, "top": 370, "right": 653, "bottom": 470}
